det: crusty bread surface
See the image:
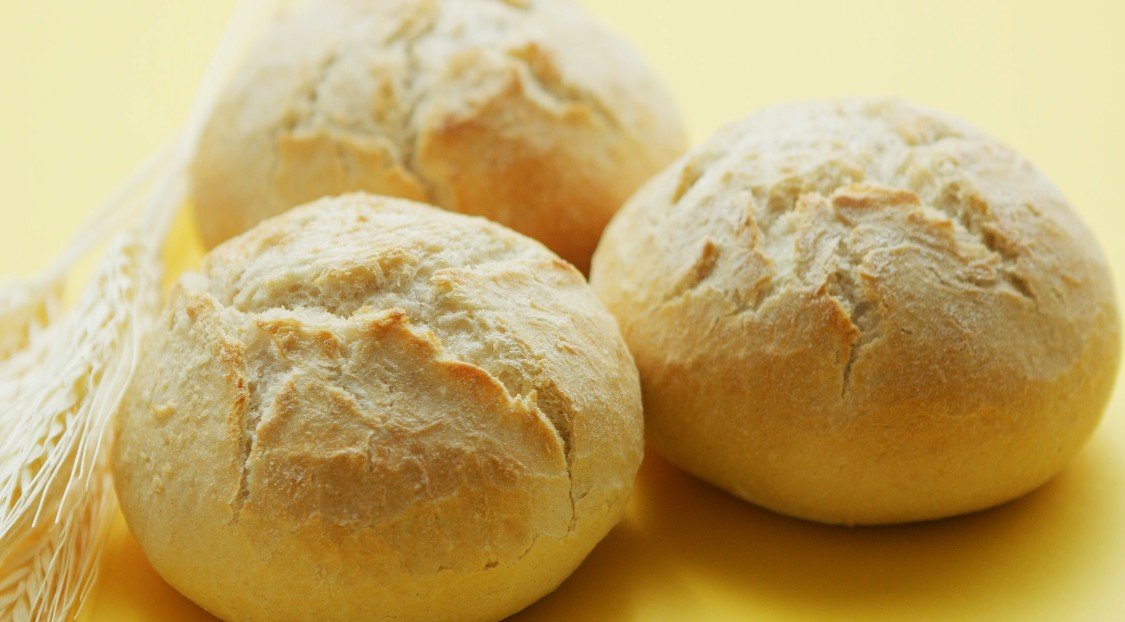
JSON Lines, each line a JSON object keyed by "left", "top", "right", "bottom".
{"left": 113, "top": 194, "right": 644, "bottom": 621}
{"left": 590, "top": 99, "right": 1120, "bottom": 525}
{"left": 191, "top": 0, "right": 686, "bottom": 272}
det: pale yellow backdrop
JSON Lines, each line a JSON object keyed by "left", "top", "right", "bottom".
{"left": 1, "top": 1, "right": 1123, "bottom": 620}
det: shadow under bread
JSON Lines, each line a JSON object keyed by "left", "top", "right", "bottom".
{"left": 621, "top": 437, "right": 1124, "bottom": 620}
{"left": 90, "top": 435, "right": 1123, "bottom": 621}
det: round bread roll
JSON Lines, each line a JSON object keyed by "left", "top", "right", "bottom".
{"left": 590, "top": 99, "right": 1120, "bottom": 525}
{"left": 112, "top": 194, "right": 643, "bottom": 621}
{"left": 190, "top": 0, "right": 686, "bottom": 273}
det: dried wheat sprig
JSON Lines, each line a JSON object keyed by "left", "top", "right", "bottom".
{"left": 0, "top": 1, "right": 275, "bottom": 619}
{"left": 0, "top": 231, "right": 153, "bottom": 621}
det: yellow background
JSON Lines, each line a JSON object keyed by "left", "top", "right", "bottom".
{"left": 1, "top": 0, "right": 1123, "bottom": 620}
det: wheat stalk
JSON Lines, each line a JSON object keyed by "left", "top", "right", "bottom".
{"left": 0, "top": 2, "right": 275, "bottom": 619}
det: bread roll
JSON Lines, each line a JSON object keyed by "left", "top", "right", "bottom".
{"left": 590, "top": 99, "right": 1120, "bottom": 525}
{"left": 112, "top": 194, "right": 644, "bottom": 621}
{"left": 190, "top": 0, "right": 686, "bottom": 273}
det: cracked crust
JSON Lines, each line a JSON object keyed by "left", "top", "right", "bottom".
{"left": 112, "top": 194, "right": 643, "bottom": 622}
{"left": 590, "top": 99, "right": 1120, "bottom": 525}
{"left": 190, "top": 0, "right": 686, "bottom": 273}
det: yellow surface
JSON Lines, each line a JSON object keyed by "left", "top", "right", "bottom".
{"left": 1, "top": 0, "right": 1123, "bottom": 620}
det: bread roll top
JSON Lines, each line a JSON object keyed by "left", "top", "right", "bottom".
{"left": 191, "top": 0, "right": 687, "bottom": 271}
{"left": 114, "top": 194, "right": 643, "bottom": 621}
{"left": 592, "top": 99, "right": 1120, "bottom": 524}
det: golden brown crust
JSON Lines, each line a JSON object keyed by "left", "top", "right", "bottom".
{"left": 113, "top": 194, "right": 643, "bottom": 621}
{"left": 590, "top": 99, "right": 1121, "bottom": 525}
{"left": 190, "top": 0, "right": 686, "bottom": 272}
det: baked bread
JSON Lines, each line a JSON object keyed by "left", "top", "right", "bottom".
{"left": 112, "top": 194, "right": 644, "bottom": 621}
{"left": 190, "top": 0, "right": 686, "bottom": 273}
{"left": 590, "top": 99, "right": 1120, "bottom": 525}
